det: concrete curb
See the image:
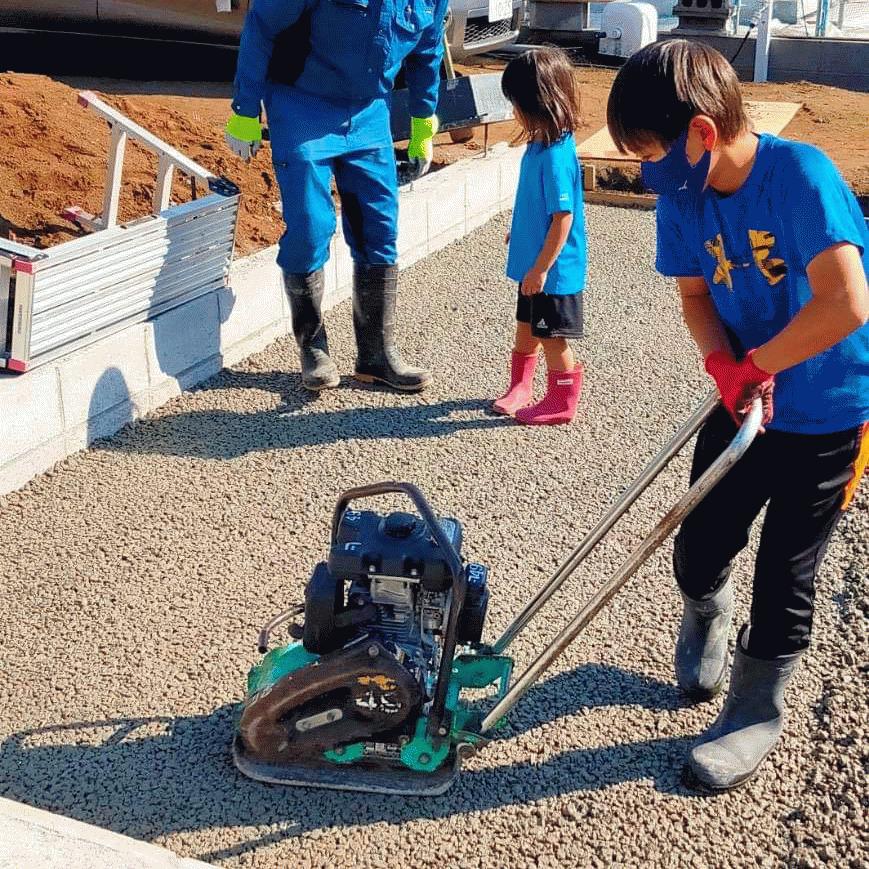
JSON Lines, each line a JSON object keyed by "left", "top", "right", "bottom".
{"left": 0, "top": 143, "right": 522, "bottom": 498}
{"left": 0, "top": 797, "right": 212, "bottom": 868}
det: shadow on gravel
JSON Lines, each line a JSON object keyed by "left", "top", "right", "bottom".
{"left": 0, "top": 665, "right": 695, "bottom": 862}
{"left": 92, "top": 380, "right": 513, "bottom": 459}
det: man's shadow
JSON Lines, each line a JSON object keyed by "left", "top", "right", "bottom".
{"left": 0, "top": 664, "right": 698, "bottom": 864}
{"left": 95, "top": 368, "right": 512, "bottom": 460}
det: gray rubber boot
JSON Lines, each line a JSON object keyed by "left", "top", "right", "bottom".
{"left": 283, "top": 270, "right": 340, "bottom": 391}
{"left": 686, "top": 627, "right": 803, "bottom": 791}
{"left": 352, "top": 263, "right": 432, "bottom": 392}
{"left": 675, "top": 580, "right": 733, "bottom": 699}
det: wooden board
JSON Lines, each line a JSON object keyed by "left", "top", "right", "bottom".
{"left": 584, "top": 190, "right": 657, "bottom": 210}
{"left": 577, "top": 101, "right": 802, "bottom": 162}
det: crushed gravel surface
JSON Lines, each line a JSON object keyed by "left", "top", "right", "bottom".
{"left": 0, "top": 205, "right": 866, "bottom": 868}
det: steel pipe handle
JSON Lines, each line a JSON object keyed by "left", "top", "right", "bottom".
{"left": 480, "top": 397, "right": 762, "bottom": 733}
{"left": 493, "top": 392, "right": 720, "bottom": 654}
{"left": 257, "top": 604, "right": 304, "bottom": 654}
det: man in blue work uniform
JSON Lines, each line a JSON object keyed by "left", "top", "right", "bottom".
{"left": 225, "top": 0, "right": 447, "bottom": 391}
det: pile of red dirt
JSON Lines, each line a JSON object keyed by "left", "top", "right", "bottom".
{"left": 0, "top": 74, "right": 283, "bottom": 256}
{"left": 1, "top": 68, "right": 866, "bottom": 257}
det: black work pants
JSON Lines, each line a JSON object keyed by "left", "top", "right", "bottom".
{"left": 673, "top": 407, "right": 867, "bottom": 659}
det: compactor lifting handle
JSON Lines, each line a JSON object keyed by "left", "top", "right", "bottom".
{"left": 331, "top": 481, "right": 467, "bottom": 740}
{"left": 479, "top": 395, "right": 762, "bottom": 734}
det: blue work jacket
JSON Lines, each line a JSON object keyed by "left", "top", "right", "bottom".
{"left": 232, "top": 0, "right": 448, "bottom": 120}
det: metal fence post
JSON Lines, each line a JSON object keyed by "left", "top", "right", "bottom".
{"left": 815, "top": 0, "right": 830, "bottom": 35}
{"left": 754, "top": 0, "right": 773, "bottom": 82}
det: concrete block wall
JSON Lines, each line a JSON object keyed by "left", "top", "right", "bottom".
{"left": 767, "top": 36, "right": 869, "bottom": 90}
{"left": 0, "top": 144, "right": 523, "bottom": 497}
{"left": 659, "top": 32, "right": 869, "bottom": 91}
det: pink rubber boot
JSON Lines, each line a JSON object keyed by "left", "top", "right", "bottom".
{"left": 493, "top": 351, "right": 538, "bottom": 415}
{"left": 515, "top": 364, "right": 583, "bottom": 425}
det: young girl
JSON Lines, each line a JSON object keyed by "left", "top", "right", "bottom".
{"left": 494, "top": 47, "right": 587, "bottom": 425}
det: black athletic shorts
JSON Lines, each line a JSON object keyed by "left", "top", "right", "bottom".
{"left": 516, "top": 290, "right": 584, "bottom": 339}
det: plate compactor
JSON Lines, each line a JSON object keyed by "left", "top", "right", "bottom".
{"left": 233, "top": 395, "right": 762, "bottom": 795}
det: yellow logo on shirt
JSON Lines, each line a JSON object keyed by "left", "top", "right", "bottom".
{"left": 704, "top": 233, "right": 735, "bottom": 291}
{"left": 748, "top": 230, "right": 788, "bottom": 286}
{"left": 704, "top": 230, "right": 788, "bottom": 289}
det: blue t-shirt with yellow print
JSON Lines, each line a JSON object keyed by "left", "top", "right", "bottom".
{"left": 656, "top": 133, "right": 869, "bottom": 435}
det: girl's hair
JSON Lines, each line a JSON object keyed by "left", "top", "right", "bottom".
{"left": 501, "top": 47, "right": 582, "bottom": 147}
{"left": 607, "top": 40, "right": 749, "bottom": 155}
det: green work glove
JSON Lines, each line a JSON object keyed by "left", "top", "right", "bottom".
{"left": 406, "top": 115, "right": 439, "bottom": 180}
{"left": 224, "top": 112, "right": 263, "bottom": 162}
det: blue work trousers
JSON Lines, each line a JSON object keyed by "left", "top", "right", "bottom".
{"left": 266, "top": 85, "right": 399, "bottom": 274}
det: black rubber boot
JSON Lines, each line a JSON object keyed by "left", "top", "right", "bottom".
{"left": 685, "top": 626, "right": 803, "bottom": 792}
{"left": 283, "top": 270, "right": 340, "bottom": 391}
{"left": 675, "top": 580, "right": 733, "bottom": 700}
{"left": 352, "top": 263, "right": 432, "bottom": 392}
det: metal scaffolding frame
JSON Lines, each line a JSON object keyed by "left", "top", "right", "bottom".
{"left": 0, "top": 91, "right": 240, "bottom": 373}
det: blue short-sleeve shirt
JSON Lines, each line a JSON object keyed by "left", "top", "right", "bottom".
{"left": 656, "top": 134, "right": 869, "bottom": 435}
{"left": 506, "top": 133, "right": 587, "bottom": 296}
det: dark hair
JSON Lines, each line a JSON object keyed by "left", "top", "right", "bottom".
{"left": 501, "top": 47, "right": 582, "bottom": 147}
{"left": 606, "top": 40, "right": 749, "bottom": 154}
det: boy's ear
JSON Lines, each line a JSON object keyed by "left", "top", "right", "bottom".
{"left": 690, "top": 115, "right": 719, "bottom": 151}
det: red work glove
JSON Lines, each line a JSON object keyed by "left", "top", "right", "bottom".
{"left": 704, "top": 349, "right": 775, "bottom": 428}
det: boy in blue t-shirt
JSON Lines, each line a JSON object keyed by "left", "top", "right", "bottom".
{"left": 494, "top": 47, "right": 587, "bottom": 425}
{"left": 607, "top": 41, "right": 868, "bottom": 791}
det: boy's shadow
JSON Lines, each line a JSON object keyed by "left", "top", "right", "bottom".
{"left": 0, "top": 664, "right": 697, "bottom": 863}
{"left": 96, "top": 369, "right": 513, "bottom": 460}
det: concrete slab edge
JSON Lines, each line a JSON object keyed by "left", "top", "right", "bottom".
{"left": 0, "top": 796, "right": 213, "bottom": 868}
{"left": 0, "top": 143, "right": 522, "bottom": 499}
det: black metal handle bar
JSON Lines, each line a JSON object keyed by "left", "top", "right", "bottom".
{"left": 331, "top": 481, "right": 466, "bottom": 741}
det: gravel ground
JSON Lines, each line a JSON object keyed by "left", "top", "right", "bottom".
{"left": 0, "top": 205, "right": 866, "bottom": 868}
